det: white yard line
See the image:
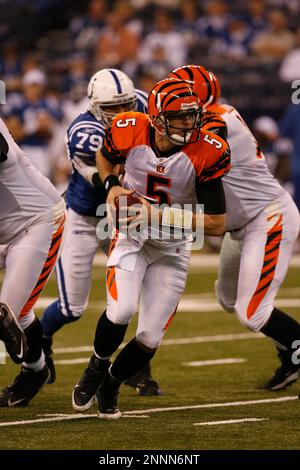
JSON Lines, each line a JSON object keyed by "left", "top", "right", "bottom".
{"left": 0, "top": 396, "right": 297, "bottom": 428}
{"left": 194, "top": 417, "right": 268, "bottom": 426}
{"left": 93, "top": 253, "right": 300, "bottom": 268}
{"left": 54, "top": 332, "right": 263, "bottom": 355}
{"left": 35, "top": 294, "right": 300, "bottom": 313}
{"left": 183, "top": 358, "right": 246, "bottom": 367}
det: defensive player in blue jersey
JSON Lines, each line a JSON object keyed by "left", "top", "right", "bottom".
{"left": 40, "top": 69, "right": 161, "bottom": 398}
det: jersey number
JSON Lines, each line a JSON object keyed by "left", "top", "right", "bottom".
{"left": 116, "top": 118, "right": 136, "bottom": 128}
{"left": 204, "top": 134, "right": 222, "bottom": 149}
{"left": 147, "top": 174, "right": 171, "bottom": 205}
{"left": 0, "top": 133, "right": 9, "bottom": 162}
{"left": 76, "top": 132, "right": 102, "bottom": 152}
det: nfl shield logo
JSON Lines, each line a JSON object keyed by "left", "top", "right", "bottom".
{"left": 156, "top": 165, "right": 165, "bottom": 174}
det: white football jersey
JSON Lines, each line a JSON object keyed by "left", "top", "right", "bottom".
{"left": 0, "top": 118, "right": 61, "bottom": 243}
{"left": 203, "top": 104, "right": 286, "bottom": 231}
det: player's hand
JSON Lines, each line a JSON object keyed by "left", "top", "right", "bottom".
{"left": 122, "top": 196, "right": 161, "bottom": 233}
{"left": 73, "top": 156, "right": 97, "bottom": 185}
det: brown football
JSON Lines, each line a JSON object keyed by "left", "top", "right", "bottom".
{"left": 114, "top": 193, "right": 142, "bottom": 228}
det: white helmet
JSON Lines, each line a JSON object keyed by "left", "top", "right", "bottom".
{"left": 87, "top": 69, "right": 137, "bottom": 124}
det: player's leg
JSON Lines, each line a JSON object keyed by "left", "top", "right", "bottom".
{"left": 234, "top": 195, "right": 300, "bottom": 390}
{"left": 96, "top": 244, "right": 190, "bottom": 419}
{"left": 0, "top": 213, "right": 64, "bottom": 406}
{"left": 215, "top": 231, "right": 242, "bottom": 313}
{"left": 72, "top": 243, "right": 147, "bottom": 413}
{"left": 0, "top": 302, "right": 27, "bottom": 364}
{"left": 40, "top": 209, "right": 100, "bottom": 382}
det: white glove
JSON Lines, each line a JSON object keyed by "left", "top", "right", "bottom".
{"left": 73, "top": 156, "right": 98, "bottom": 185}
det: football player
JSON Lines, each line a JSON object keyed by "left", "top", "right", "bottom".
{"left": 40, "top": 69, "right": 161, "bottom": 396}
{"left": 72, "top": 78, "right": 231, "bottom": 419}
{"left": 170, "top": 65, "right": 300, "bottom": 391}
{"left": 0, "top": 118, "right": 65, "bottom": 406}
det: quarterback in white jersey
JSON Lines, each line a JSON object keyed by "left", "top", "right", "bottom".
{"left": 72, "top": 78, "right": 230, "bottom": 419}
{"left": 40, "top": 69, "right": 161, "bottom": 396}
{"left": 171, "top": 65, "right": 300, "bottom": 391}
{"left": 0, "top": 118, "right": 65, "bottom": 406}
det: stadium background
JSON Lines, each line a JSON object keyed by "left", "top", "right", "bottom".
{"left": 1, "top": 0, "right": 300, "bottom": 451}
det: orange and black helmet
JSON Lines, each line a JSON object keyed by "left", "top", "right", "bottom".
{"left": 148, "top": 78, "right": 202, "bottom": 145}
{"left": 169, "top": 65, "right": 221, "bottom": 108}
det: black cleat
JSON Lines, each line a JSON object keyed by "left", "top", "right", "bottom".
{"left": 0, "top": 364, "right": 50, "bottom": 407}
{"left": 124, "top": 363, "right": 162, "bottom": 396}
{"left": 72, "top": 355, "right": 110, "bottom": 412}
{"left": 42, "top": 336, "right": 56, "bottom": 384}
{"left": 0, "top": 302, "right": 27, "bottom": 364}
{"left": 266, "top": 349, "right": 300, "bottom": 391}
{"left": 97, "top": 372, "right": 121, "bottom": 420}
{"left": 136, "top": 378, "right": 162, "bottom": 396}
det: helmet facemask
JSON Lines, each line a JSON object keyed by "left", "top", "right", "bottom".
{"left": 92, "top": 96, "right": 137, "bottom": 125}
{"left": 158, "top": 108, "right": 202, "bottom": 145}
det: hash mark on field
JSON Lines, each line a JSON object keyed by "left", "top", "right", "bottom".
{"left": 194, "top": 418, "right": 268, "bottom": 426}
{"left": 0, "top": 396, "right": 297, "bottom": 428}
{"left": 183, "top": 358, "right": 246, "bottom": 367}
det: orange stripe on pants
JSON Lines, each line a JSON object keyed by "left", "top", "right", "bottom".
{"left": 247, "top": 214, "right": 283, "bottom": 319}
{"left": 20, "top": 216, "right": 65, "bottom": 317}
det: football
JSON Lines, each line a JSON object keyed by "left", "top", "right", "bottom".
{"left": 114, "top": 193, "right": 142, "bottom": 228}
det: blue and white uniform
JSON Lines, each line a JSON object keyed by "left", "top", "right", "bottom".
{"left": 41, "top": 89, "right": 148, "bottom": 334}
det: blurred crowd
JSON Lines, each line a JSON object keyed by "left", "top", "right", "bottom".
{"left": 0, "top": 0, "right": 299, "bottom": 212}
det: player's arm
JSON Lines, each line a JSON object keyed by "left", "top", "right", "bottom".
{"left": 202, "top": 112, "right": 228, "bottom": 141}
{"left": 96, "top": 125, "right": 134, "bottom": 209}
{"left": 194, "top": 177, "right": 226, "bottom": 235}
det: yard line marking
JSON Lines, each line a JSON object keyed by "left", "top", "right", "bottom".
{"left": 183, "top": 358, "right": 246, "bottom": 367}
{"left": 55, "top": 358, "right": 89, "bottom": 365}
{"left": 93, "top": 253, "right": 300, "bottom": 269}
{"left": 0, "top": 396, "right": 297, "bottom": 428}
{"left": 35, "top": 296, "right": 300, "bottom": 313}
{"left": 54, "top": 332, "right": 263, "bottom": 354}
{"left": 194, "top": 418, "right": 268, "bottom": 426}
{"left": 124, "top": 396, "right": 298, "bottom": 415}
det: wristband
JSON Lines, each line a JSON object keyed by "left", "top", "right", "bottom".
{"left": 103, "top": 175, "right": 121, "bottom": 195}
{"left": 161, "top": 207, "right": 193, "bottom": 230}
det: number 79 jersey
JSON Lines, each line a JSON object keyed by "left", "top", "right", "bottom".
{"left": 101, "top": 112, "right": 230, "bottom": 207}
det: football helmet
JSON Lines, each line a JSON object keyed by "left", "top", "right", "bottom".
{"left": 148, "top": 78, "right": 202, "bottom": 145}
{"left": 169, "top": 65, "right": 221, "bottom": 109}
{"left": 87, "top": 69, "right": 137, "bottom": 124}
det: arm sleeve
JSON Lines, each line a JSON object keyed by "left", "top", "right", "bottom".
{"left": 196, "top": 177, "right": 226, "bottom": 214}
{"left": 202, "top": 112, "right": 228, "bottom": 141}
{"left": 101, "top": 125, "right": 126, "bottom": 165}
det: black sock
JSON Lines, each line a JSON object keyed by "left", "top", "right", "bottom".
{"left": 111, "top": 338, "right": 156, "bottom": 382}
{"left": 24, "top": 318, "right": 43, "bottom": 363}
{"left": 261, "top": 308, "right": 300, "bottom": 349}
{"left": 94, "top": 310, "right": 128, "bottom": 358}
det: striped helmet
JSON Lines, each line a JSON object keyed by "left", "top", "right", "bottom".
{"left": 87, "top": 69, "right": 137, "bottom": 124}
{"left": 148, "top": 78, "right": 202, "bottom": 145}
{"left": 169, "top": 65, "right": 221, "bottom": 108}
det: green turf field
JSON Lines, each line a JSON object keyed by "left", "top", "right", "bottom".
{"left": 0, "top": 257, "right": 300, "bottom": 450}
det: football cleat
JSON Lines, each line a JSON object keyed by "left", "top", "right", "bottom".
{"left": 124, "top": 363, "right": 162, "bottom": 396}
{"left": 136, "top": 378, "right": 162, "bottom": 396}
{"left": 0, "top": 364, "right": 50, "bottom": 407}
{"left": 72, "top": 355, "right": 110, "bottom": 412}
{"left": 97, "top": 372, "right": 122, "bottom": 420}
{"left": 266, "top": 349, "right": 300, "bottom": 391}
{"left": 0, "top": 302, "right": 27, "bottom": 364}
{"left": 42, "top": 336, "right": 56, "bottom": 384}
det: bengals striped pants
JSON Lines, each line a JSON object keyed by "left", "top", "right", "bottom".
{"left": 215, "top": 193, "right": 300, "bottom": 332}
{"left": 0, "top": 199, "right": 65, "bottom": 330}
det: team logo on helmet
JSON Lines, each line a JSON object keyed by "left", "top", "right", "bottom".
{"left": 148, "top": 78, "right": 202, "bottom": 145}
